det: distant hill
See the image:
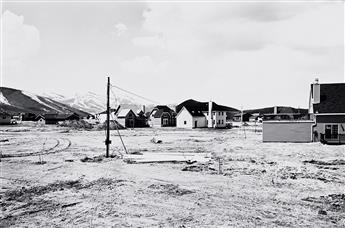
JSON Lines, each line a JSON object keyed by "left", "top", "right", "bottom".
{"left": 43, "top": 91, "right": 156, "bottom": 114}
{"left": 176, "top": 99, "right": 239, "bottom": 113}
{"left": 0, "top": 87, "right": 89, "bottom": 117}
{"left": 245, "top": 106, "right": 308, "bottom": 115}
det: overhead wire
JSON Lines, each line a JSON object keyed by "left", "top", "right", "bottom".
{"left": 110, "top": 83, "right": 159, "bottom": 104}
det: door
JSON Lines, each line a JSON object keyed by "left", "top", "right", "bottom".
{"left": 325, "top": 124, "right": 338, "bottom": 139}
{"left": 194, "top": 120, "right": 197, "bottom": 128}
{"left": 325, "top": 125, "right": 332, "bottom": 139}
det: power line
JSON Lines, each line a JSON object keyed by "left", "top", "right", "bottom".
{"left": 110, "top": 83, "right": 159, "bottom": 104}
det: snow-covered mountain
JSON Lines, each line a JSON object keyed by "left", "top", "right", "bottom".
{"left": 43, "top": 91, "right": 156, "bottom": 114}
{"left": 0, "top": 87, "right": 89, "bottom": 117}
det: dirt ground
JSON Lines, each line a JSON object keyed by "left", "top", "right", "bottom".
{"left": 1, "top": 123, "right": 344, "bottom": 227}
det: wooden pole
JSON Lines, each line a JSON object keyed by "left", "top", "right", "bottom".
{"left": 105, "top": 77, "right": 111, "bottom": 158}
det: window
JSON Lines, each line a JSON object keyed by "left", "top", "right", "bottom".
{"left": 218, "top": 112, "right": 220, "bottom": 115}
{"left": 184, "top": 121, "right": 187, "bottom": 125}
{"left": 163, "top": 118, "right": 169, "bottom": 126}
{"left": 221, "top": 120, "right": 224, "bottom": 124}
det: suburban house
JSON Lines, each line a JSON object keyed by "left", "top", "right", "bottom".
{"left": 0, "top": 112, "right": 11, "bottom": 125}
{"left": 35, "top": 114, "right": 46, "bottom": 125}
{"left": 176, "top": 99, "right": 236, "bottom": 129}
{"left": 309, "top": 80, "right": 345, "bottom": 144}
{"left": 176, "top": 106, "right": 207, "bottom": 128}
{"left": 22, "top": 113, "right": 37, "bottom": 121}
{"left": 263, "top": 106, "right": 308, "bottom": 121}
{"left": 249, "top": 113, "right": 263, "bottom": 122}
{"left": 97, "top": 108, "right": 118, "bottom": 123}
{"left": 116, "top": 109, "right": 137, "bottom": 128}
{"left": 148, "top": 105, "right": 176, "bottom": 127}
{"left": 44, "top": 113, "right": 80, "bottom": 125}
{"left": 136, "top": 110, "right": 148, "bottom": 127}
{"left": 233, "top": 112, "right": 252, "bottom": 122}
{"left": 263, "top": 79, "right": 345, "bottom": 144}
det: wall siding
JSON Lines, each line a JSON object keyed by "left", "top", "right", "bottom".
{"left": 177, "top": 108, "right": 193, "bottom": 128}
{"left": 149, "top": 118, "right": 162, "bottom": 127}
{"left": 263, "top": 121, "right": 313, "bottom": 142}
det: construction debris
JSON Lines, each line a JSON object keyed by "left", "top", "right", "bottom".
{"left": 148, "top": 183, "right": 195, "bottom": 196}
{"left": 151, "top": 137, "right": 163, "bottom": 144}
{"left": 123, "top": 152, "right": 211, "bottom": 164}
{"left": 80, "top": 155, "right": 103, "bottom": 163}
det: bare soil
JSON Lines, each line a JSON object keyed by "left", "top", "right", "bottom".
{"left": 1, "top": 124, "right": 344, "bottom": 227}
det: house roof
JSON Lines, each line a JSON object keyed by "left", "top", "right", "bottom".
{"left": 179, "top": 106, "right": 205, "bottom": 117}
{"left": 98, "top": 108, "right": 117, "bottom": 115}
{"left": 151, "top": 105, "right": 175, "bottom": 118}
{"left": 313, "top": 83, "right": 345, "bottom": 114}
{"left": 44, "top": 113, "right": 79, "bottom": 120}
{"left": 117, "top": 109, "right": 135, "bottom": 118}
{"left": 176, "top": 99, "right": 237, "bottom": 114}
{"left": 35, "top": 114, "right": 45, "bottom": 120}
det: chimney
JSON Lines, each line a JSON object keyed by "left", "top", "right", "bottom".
{"left": 312, "top": 78, "right": 320, "bottom": 104}
{"left": 142, "top": 105, "right": 146, "bottom": 113}
{"left": 208, "top": 101, "right": 213, "bottom": 128}
{"left": 274, "top": 106, "right": 278, "bottom": 114}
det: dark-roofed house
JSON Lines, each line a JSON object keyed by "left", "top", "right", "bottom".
{"left": 233, "top": 112, "right": 252, "bottom": 122}
{"left": 309, "top": 80, "right": 345, "bottom": 144}
{"left": 116, "top": 109, "right": 137, "bottom": 128}
{"left": 176, "top": 106, "right": 207, "bottom": 128}
{"left": 176, "top": 99, "right": 237, "bottom": 128}
{"left": 0, "top": 112, "right": 11, "bottom": 125}
{"left": 148, "top": 105, "right": 176, "bottom": 127}
{"left": 44, "top": 113, "right": 80, "bottom": 125}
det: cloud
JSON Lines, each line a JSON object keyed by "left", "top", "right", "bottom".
{"left": 132, "top": 35, "right": 166, "bottom": 49}
{"left": 135, "top": 3, "right": 309, "bottom": 55}
{"left": 120, "top": 56, "right": 168, "bottom": 74}
{"left": 114, "top": 23, "right": 127, "bottom": 37}
{"left": 2, "top": 10, "right": 40, "bottom": 67}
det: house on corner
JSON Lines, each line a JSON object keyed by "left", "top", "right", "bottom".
{"left": 309, "top": 80, "right": 345, "bottom": 144}
{"left": 176, "top": 99, "right": 235, "bottom": 129}
{"left": 148, "top": 105, "right": 176, "bottom": 127}
{"left": 263, "top": 79, "right": 345, "bottom": 144}
{"left": 176, "top": 106, "right": 207, "bottom": 128}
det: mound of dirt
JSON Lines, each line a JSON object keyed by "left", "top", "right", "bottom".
{"left": 148, "top": 183, "right": 195, "bottom": 196}
{"left": 95, "top": 120, "right": 125, "bottom": 130}
{"left": 182, "top": 163, "right": 212, "bottom": 172}
{"left": 58, "top": 120, "right": 93, "bottom": 130}
{"left": 3, "top": 180, "right": 83, "bottom": 202}
{"left": 303, "top": 194, "right": 345, "bottom": 213}
{"left": 303, "top": 159, "right": 345, "bottom": 166}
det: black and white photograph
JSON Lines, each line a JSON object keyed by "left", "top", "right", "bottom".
{"left": 1, "top": 0, "right": 344, "bottom": 227}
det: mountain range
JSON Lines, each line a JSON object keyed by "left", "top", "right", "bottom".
{"left": 0, "top": 87, "right": 89, "bottom": 116}
{"left": 0, "top": 87, "right": 155, "bottom": 116}
{"left": 0, "top": 86, "right": 308, "bottom": 117}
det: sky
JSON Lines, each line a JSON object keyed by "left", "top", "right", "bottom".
{"left": 1, "top": 0, "right": 344, "bottom": 109}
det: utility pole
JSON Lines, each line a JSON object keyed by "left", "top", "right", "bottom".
{"left": 105, "top": 76, "right": 111, "bottom": 158}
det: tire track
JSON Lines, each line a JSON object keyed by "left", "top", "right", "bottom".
{"left": 1, "top": 138, "right": 71, "bottom": 158}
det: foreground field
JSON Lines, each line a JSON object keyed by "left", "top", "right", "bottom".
{"left": 1, "top": 124, "right": 344, "bottom": 227}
